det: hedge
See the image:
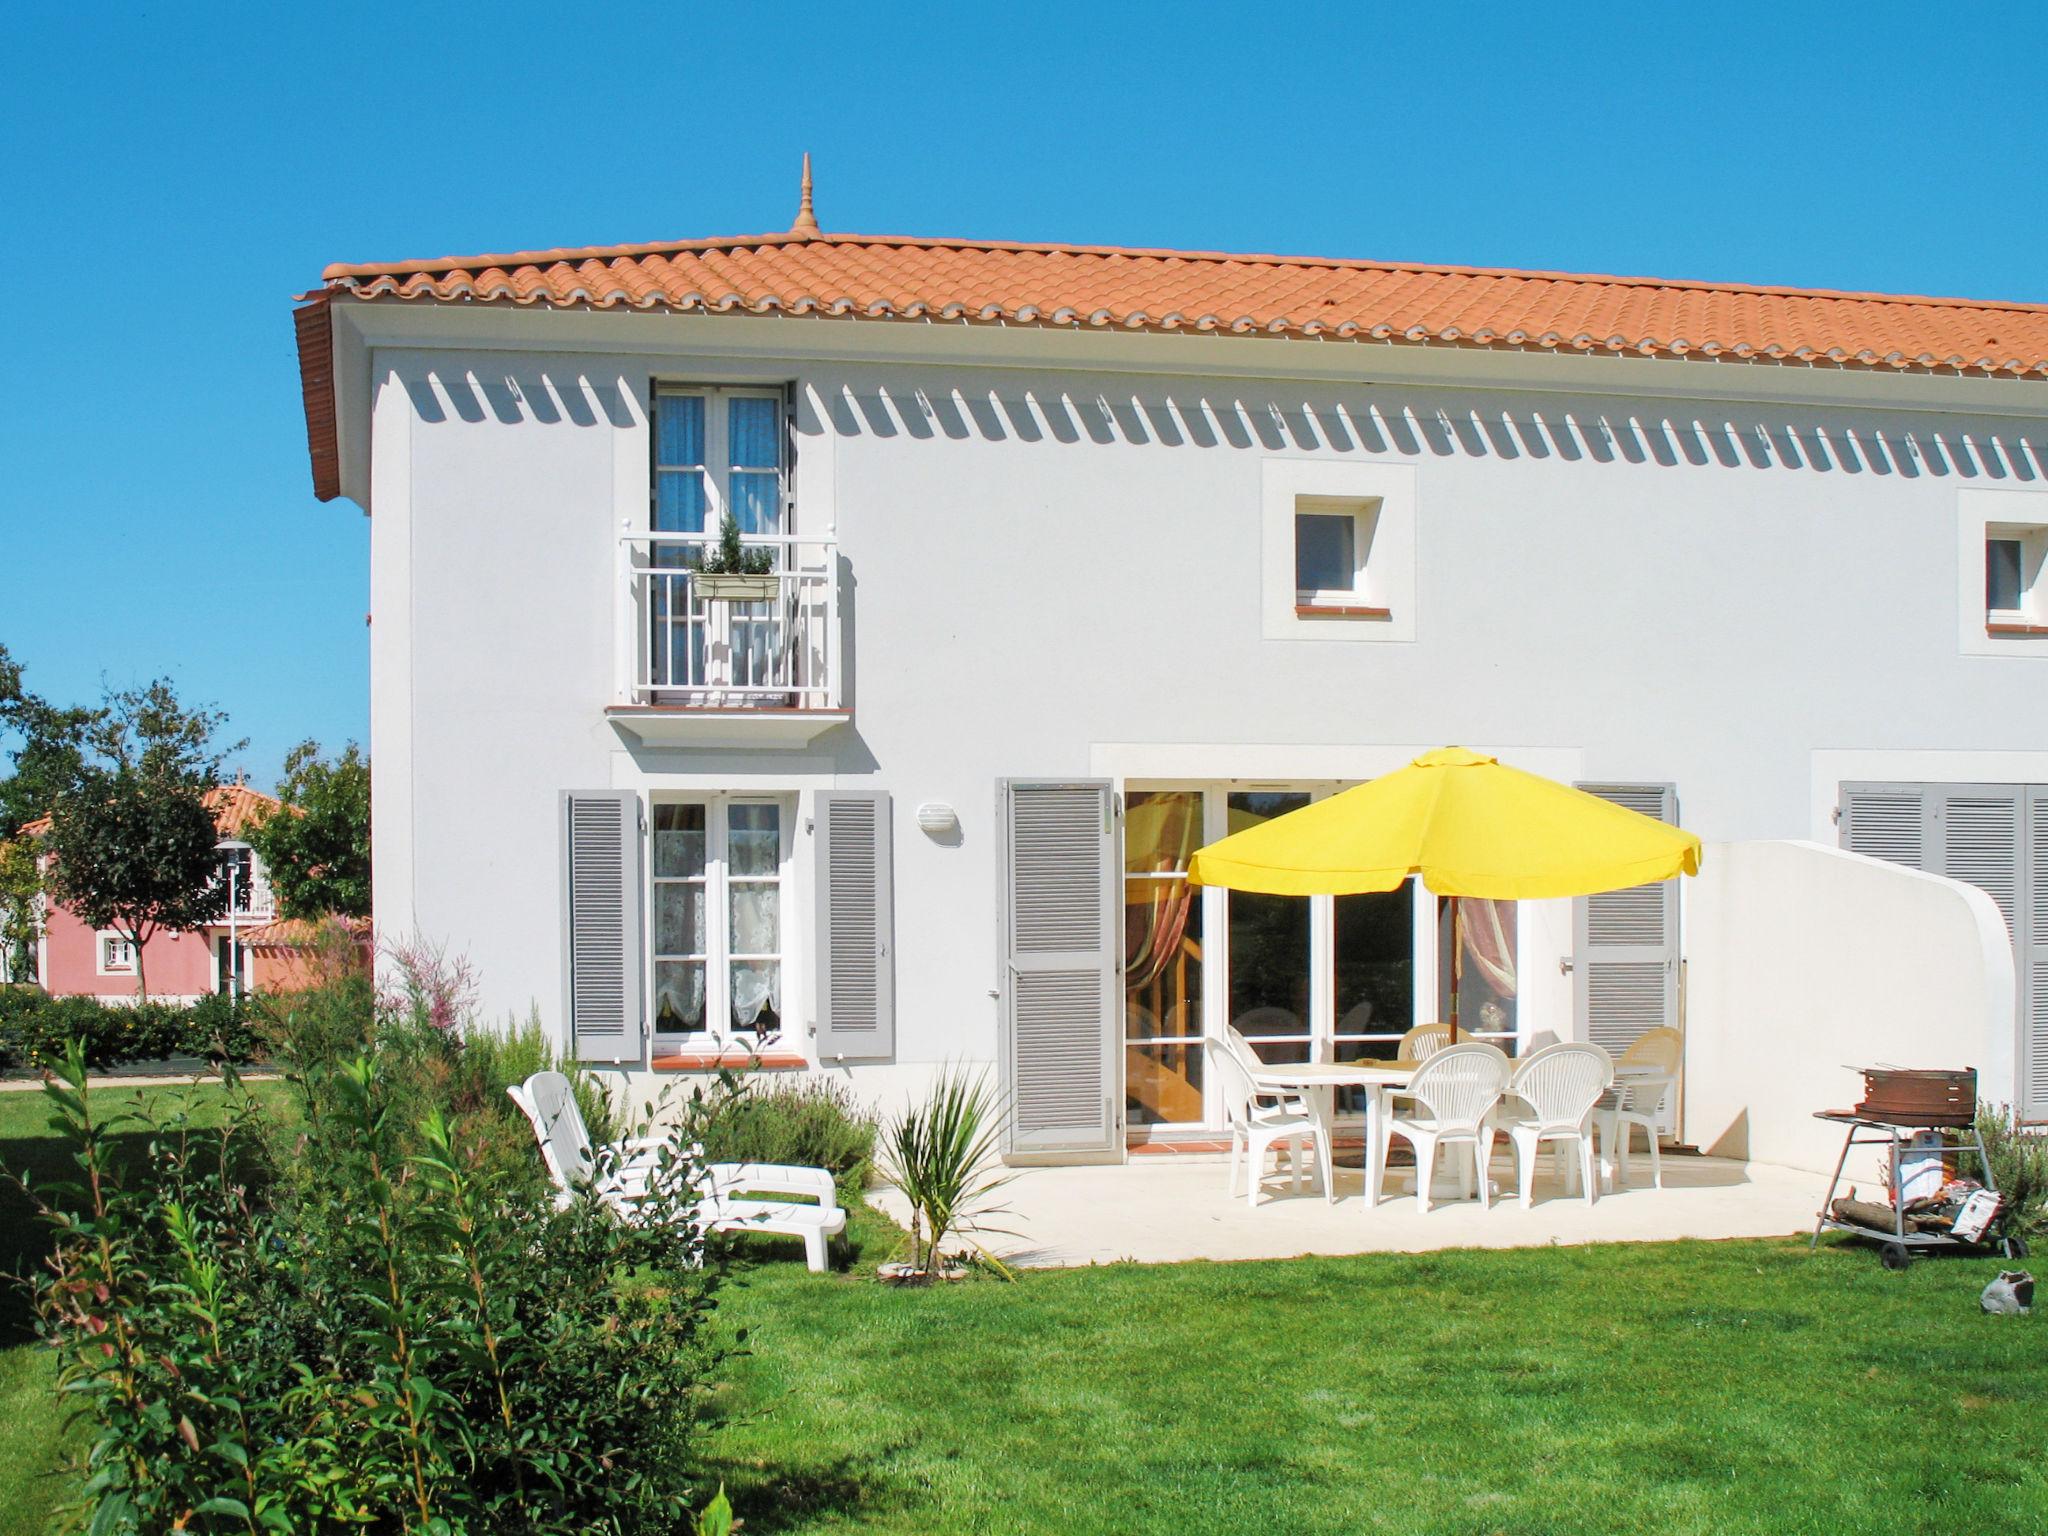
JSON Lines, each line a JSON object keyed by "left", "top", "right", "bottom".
{"left": 0, "top": 986, "right": 261, "bottom": 1072}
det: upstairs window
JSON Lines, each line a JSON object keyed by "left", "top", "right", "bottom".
{"left": 652, "top": 387, "right": 788, "bottom": 541}
{"left": 219, "top": 846, "right": 257, "bottom": 913}
{"left": 1292, "top": 496, "right": 1385, "bottom": 615}
{"left": 98, "top": 934, "right": 135, "bottom": 974}
{"left": 1985, "top": 527, "right": 2044, "bottom": 630}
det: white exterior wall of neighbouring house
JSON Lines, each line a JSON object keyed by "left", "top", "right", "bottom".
{"left": 342, "top": 305, "right": 2048, "bottom": 1126}
{"left": 1684, "top": 840, "right": 2016, "bottom": 1179}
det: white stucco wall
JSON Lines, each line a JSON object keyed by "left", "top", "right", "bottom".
{"left": 344, "top": 308, "right": 2048, "bottom": 1108}
{"left": 1685, "top": 840, "right": 2015, "bottom": 1178}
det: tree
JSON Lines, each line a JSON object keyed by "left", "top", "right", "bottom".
{"left": 0, "top": 643, "right": 100, "bottom": 982}
{"left": 0, "top": 642, "right": 98, "bottom": 837}
{"left": 248, "top": 740, "right": 371, "bottom": 920}
{"left": 0, "top": 835, "right": 40, "bottom": 982}
{"left": 43, "top": 680, "right": 243, "bottom": 1000}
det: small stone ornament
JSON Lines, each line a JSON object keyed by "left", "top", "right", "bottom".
{"left": 1980, "top": 1270, "right": 2034, "bottom": 1315}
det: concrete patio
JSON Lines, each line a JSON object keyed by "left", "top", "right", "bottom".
{"left": 870, "top": 1150, "right": 1824, "bottom": 1269}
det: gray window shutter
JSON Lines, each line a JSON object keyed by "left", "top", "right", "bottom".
{"left": 1932, "top": 787, "right": 2028, "bottom": 1114}
{"left": 561, "top": 790, "right": 644, "bottom": 1064}
{"left": 1573, "top": 785, "right": 1681, "bottom": 1104}
{"left": 2027, "top": 790, "right": 2048, "bottom": 1119}
{"left": 998, "top": 780, "right": 1120, "bottom": 1163}
{"left": 1842, "top": 781, "right": 2043, "bottom": 1118}
{"left": 1840, "top": 783, "right": 1932, "bottom": 869}
{"left": 814, "top": 790, "right": 893, "bottom": 1060}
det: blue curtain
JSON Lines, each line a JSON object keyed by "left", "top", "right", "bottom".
{"left": 728, "top": 396, "right": 782, "bottom": 535}
{"left": 654, "top": 395, "right": 707, "bottom": 536}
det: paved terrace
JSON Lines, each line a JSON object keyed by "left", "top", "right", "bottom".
{"left": 871, "top": 1152, "right": 1823, "bottom": 1268}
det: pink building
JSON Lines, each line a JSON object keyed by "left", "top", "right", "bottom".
{"left": 22, "top": 784, "right": 282, "bottom": 1002}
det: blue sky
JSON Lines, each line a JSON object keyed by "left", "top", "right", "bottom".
{"left": 4, "top": 2, "right": 2045, "bottom": 787}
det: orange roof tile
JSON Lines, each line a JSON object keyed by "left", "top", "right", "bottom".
{"left": 17, "top": 783, "right": 283, "bottom": 840}
{"left": 239, "top": 914, "right": 370, "bottom": 949}
{"left": 296, "top": 230, "right": 2048, "bottom": 501}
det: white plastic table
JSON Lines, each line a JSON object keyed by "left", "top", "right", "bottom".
{"left": 1246, "top": 1056, "right": 1670, "bottom": 1208}
{"left": 1245, "top": 1060, "right": 1414, "bottom": 1207}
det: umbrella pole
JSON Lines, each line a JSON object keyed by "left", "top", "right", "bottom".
{"left": 1448, "top": 895, "right": 1461, "bottom": 1044}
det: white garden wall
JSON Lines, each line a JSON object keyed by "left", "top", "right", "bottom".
{"left": 1684, "top": 839, "right": 2015, "bottom": 1179}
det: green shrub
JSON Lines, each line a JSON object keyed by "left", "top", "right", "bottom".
{"left": 259, "top": 954, "right": 613, "bottom": 1191}
{"left": 701, "top": 1075, "right": 877, "bottom": 1198}
{"left": 23, "top": 1010, "right": 728, "bottom": 1532}
{"left": 0, "top": 988, "right": 259, "bottom": 1073}
{"left": 1977, "top": 1103, "right": 2048, "bottom": 1239}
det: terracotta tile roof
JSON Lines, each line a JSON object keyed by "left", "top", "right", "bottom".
{"left": 296, "top": 230, "right": 2048, "bottom": 500}
{"left": 239, "top": 914, "right": 370, "bottom": 949}
{"left": 17, "top": 783, "right": 283, "bottom": 840}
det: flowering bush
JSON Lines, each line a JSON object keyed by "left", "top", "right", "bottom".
{"left": 377, "top": 931, "right": 480, "bottom": 1037}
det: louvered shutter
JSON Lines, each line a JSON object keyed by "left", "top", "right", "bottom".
{"left": 998, "top": 781, "right": 1120, "bottom": 1163}
{"left": 1839, "top": 784, "right": 1931, "bottom": 869}
{"left": 1842, "top": 781, "right": 2040, "bottom": 1117}
{"left": 1934, "top": 788, "right": 2027, "bottom": 1117}
{"left": 814, "top": 790, "right": 894, "bottom": 1060}
{"left": 2026, "top": 790, "right": 2048, "bottom": 1119}
{"left": 1573, "top": 785, "right": 1681, "bottom": 1117}
{"left": 561, "top": 790, "right": 644, "bottom": 1064}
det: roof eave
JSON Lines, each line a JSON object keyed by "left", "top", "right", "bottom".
{"left": 294, "top": 295, "right": 341, "bottom": 503}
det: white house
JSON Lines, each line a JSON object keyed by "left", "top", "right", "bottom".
{"left": 293, "top": 177, "right": 2048, "bottom": 1162}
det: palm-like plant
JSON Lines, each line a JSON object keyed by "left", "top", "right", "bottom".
{"left": 879, "top": 1068, "right": 1017, "bottom": 1279}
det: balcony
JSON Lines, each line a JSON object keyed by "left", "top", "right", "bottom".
{"left": 608, "top": 530, "right": 848, "bottom": 748}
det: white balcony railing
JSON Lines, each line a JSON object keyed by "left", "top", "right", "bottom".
{"left": 619, "top": 530, "right": 839, "bottom": 710}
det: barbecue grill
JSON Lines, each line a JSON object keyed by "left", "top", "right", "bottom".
{"left": 1811, "top": 1067, "right": 2023, "bottom": 1269}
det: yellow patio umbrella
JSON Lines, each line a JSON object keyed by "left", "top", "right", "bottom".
{"left": 1186, "top": 747, "right": 1703, "bottom": 1040}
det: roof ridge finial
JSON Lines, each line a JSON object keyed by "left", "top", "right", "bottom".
{"left": 789, "top": 153, "right": 820, "bottom": 237}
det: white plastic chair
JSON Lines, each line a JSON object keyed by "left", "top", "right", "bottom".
{"left": 1209, "top": 1039, "right": 1323, "bottom": 1207}
{"left": 1486, "top": 1043, "right": 1613, "bottom": 1209}
{"left": 508, "top": 1071, "right": 848, "bottom": 1272}
{"left": 1394, "top": 1021, "right": 1459, "bottom": 1065}
{"left": 1223, "top": 1025, "right": 1311, "bottom": 1114}
{"left": 1599, "top": 1027, "right": 1681, "bottom": 1190}
{"left": 1375, "top": 1043, "right": 1510, "bottom": 1211}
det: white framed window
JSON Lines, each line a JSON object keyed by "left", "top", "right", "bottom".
{"left": 1958, "top": 489, "right": 2048, "bottom": 653}
{"left": 97, "top": 933, "right": 135, "bottom": 975}
{"left": 652, "top": 386, "right": 788, "bottom": 541}
{"left": 650, "top": 795, "right": 790, "bottom": 1045}
{"left": 219, "top": 844, "right": 259, "bottom": 914}
{"left": 1262, "top": 460, "right": 1416, "bottom": 642}
{"left": 1985, "top": 526, "right": 2046, "bottom": 628}
{"left": 1292, "top": 496, "right": 1384, "bottom": 611}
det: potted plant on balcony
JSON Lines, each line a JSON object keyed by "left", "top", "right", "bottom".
{"left": 691, "top": 513, "right": 781, "bottom": 603}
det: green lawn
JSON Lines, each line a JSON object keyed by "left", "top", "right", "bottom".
{"left": 706, "top": 1225, "right": 2046, "bottom": 1534}
{"left": 3, "top": 1084, "right": 2043, "bottom": 1535}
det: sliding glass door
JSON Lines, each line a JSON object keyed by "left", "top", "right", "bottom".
{"left": 1120, "top": 782, "right": 1509, "bottom": 1138}
{"left": 1225, "top": 792, "right": 1315, "bottom": 1066}
{"left": 1123, "top": 791, "right": 1205, "bottom": 1126}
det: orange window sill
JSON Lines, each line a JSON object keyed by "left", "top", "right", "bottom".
{"left": 1986, "top": 621, "right": 2048, "bottom": 637}
{"left": 651, "top": 1050, "right": 809, "bottom": 1073}
{"left": 1295, "top": 603, "right": 1392, "bottom": 620}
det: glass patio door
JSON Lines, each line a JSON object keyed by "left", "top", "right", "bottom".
{"left": 1123, "top": 791, "right": 1205, "bottom": 1127}
{"left": 1121, "top": 783, "right": 1432, "bottom": 1137}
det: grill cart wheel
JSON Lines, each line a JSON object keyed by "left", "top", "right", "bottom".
{"left": 2007, "top": 1236, "right": 2030, "bottom": 1261}
{"left": 1880, "top": 1242, "right": 1911, "bottom": 1272}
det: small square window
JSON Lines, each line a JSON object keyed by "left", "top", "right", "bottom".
{"left": 99, "top": 934, "right": 135, "bottom": 973}
{"left": 1295, "top": 512, "right": 1357, "bottom": 593}
{"left": 1987, "top": 537, "right": 2025, "bottom": 614}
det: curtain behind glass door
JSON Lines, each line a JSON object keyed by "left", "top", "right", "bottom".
{"left": 1226, "top": 792, "right": 1312, "bottom": 1065}
{"left": 1123, "top": 791, "right": 1204, "bottom": 1126}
